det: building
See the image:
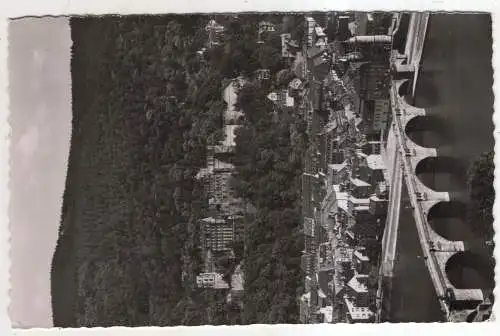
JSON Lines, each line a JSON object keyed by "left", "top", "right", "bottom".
{"left": 343, "top": 61, "right": 390, "bottom": 102}
{"left": 313, "top": 26, "right": 328, "bottom": 48}
{"left": 200, "top": 217, "right": 235, "bottom": 252}
{"left": 227, "top": 214, "right": 245, "bottom": 241}
{"left": 267, "top": 90, "right": 295, "bottom": 108}
{"left": 328, "top": 162, "right": 349, "bottom": 186}
{"left": 345, "top": 274, "right": 371, "bottom": 307}
{"left": 254, "top": 68, "right": 271, "bottom": 81}
{"left": 361, "top": 141, "right": 382, "bottom": 155}
{"left": 196, "top": 272, "right": 230, "bottom": 289}
{"left": 369, "top": 195, "right": 388, "bottom": 217}
{"left": 205, "top": 19, "right": 225, "bottom": 48}
{"left": 343, "top": 298, "right": 375, "bottom": 323}
{"left": 301, "top": 252, "right": 317, "bottom": 276}
{"left": 349, "top": 177, "right": 372, "bottom": 199}
{"left": 281, "top": 33, "right": 297, "bottom": 58}
{"left": 358, "top": 99, "right": 390, "bottom": 137}
{"left": 305, "top": 17, "right": 317, "bottom": 48}
{"left": 373, "top": 99, "right": 390, "bottom": 131}
{"left": 357, "top": 153, "right": 386, "bottom": 186}
{"left": 320, "top": 125, "right": 346, "bottom": 171}
{"left": 344, "top": 35, "right": 391, "bottom": 64}
{"left": 353, "top": 249, "right": 371, "bottom": 274}
{"left": 304, "top": 217, "right": 316, "bottom": 237}
{"left": 203, "top": 249, "right": 216, "bottom": 273}
{"left": 259, "top": 20, "right": 276, "bottom": 33}
{"left": 337, "top": 16, "right": 351, "bottom": 41}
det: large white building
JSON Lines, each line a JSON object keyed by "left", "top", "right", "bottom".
{"left": 196, "top": 272, "right": 229, "bottom": 289}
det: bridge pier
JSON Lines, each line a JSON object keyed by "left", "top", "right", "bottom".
{"left": 382, "top": 68, "right": 491, "bottom": 321}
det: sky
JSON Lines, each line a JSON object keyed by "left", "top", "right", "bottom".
{"left": 8, "top": 17, "right": 72, "bottom": 328}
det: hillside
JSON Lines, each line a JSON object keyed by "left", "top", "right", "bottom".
{"left": 51, "top": 14, "right": 305, "bottom": 327}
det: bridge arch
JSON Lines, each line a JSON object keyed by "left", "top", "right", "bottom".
{"left": 415, "top": 156, "right": 467, "bottom": 192}
{"left": 445, "top": 251, "right": 495, "bottom": 290}
{"left": 427, "top": 201, "right": 470, "bottom": 242}
{"left": 396, "top": 74, "right": 439, "bottom": 109}
{"left": 405, "top": 115, "right": 450, "bottom": 148}
{"left": 397, "top": 78, "right": 412, "bottom": 98}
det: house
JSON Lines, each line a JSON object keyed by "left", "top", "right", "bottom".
{"left": 349, "top": 177, "right": 372, "bottom": 199}
{"left": 280, "top": 33, "right": 298, "bottom": 58}
{"left": 361, "top": 141, "right": 382, "bottom": 155}
{"left": 353, "top": 249, "right": 371, "bottom": 274}
{"left": 267, "top": 90, "right": 295, "bottom": 108}
{"left": 254, "top": 68, "right": 271, "bottom": 81}
{"left": 345, "top": 274, "right": 371, "bottom": 307}
{"left": 342, "top": 297, "right": 375, "bottom": 323}
{"left": 303, "top": 217, "right": 315, "bottom": 237}
{"left": 305, "top": 17, "right": 316, "bottom": 48}
{"left": 369, "top": 195, "right": 388, "bottom": 217}
{"left": 259, "top": 20, "right": 276, "bottom": 33}
{"left": 313, "top": 26, "right": 328, "bottom": 47}
{"left": 318, "top": 306, "right": 334, "bottom": 323}
{"left": 328, "top": 162, "right": 349, "bottom": 186}
{"left": 301, "top": 252, "right": 317, "bottom": 276}
{"left": 357, "top": 154, "right": 386, "bottom": 185}
{"left": 337, "top": 16, "right": 351, "bottom": 41}
{"left": 205, "top": 19, "right": 225, "bottom": 48}
{"left": 196, "top": 272, "right": 230, "bottom": 289}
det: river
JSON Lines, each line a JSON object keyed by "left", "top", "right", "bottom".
{"left": 388, "top": 13, "right": 495, "bottom": 322}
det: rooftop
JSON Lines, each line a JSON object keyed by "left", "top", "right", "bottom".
{"left": 347, "top": 274, "right": 369, "bottom": 293}
{"left": 319, "top": 306, "right": 333, "bottom": 323}
{"left": 349, "top": 195, "right": 370, "bottom": 205}
{"left": 350, "top": 177, "right": 371, "bottom": 187}
{"left": 335, "top": 246, "right": 354, "bottom": 262}
{"left": 367, "top": 154, "right": 385, "bottom": 170}
{"left": 221, "top": 124, "right": 240, "bottom": 148}
{"left": 200, "top": 217, "right": 226, "bottom": 225}
{"left": 344, "top": 297, "right": 374, "bottom": 321}
{"left": 354, "top": 250, "right": 369, "bottom": 262}
{"left": 328, "top": 162, "right": 347, "bottom": 172}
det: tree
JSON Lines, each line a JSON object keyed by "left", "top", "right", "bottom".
{"left": 467, "top": 151, "right": 495, "bottom": 240}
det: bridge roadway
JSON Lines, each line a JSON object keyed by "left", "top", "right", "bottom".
{"left": 378, "top": 12, "right": 487, "bottom": 322}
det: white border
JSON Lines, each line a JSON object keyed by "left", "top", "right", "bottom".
{"left": 1, "top": 1, "right": 499, "bottom": 336}
{"left": 0, "top": 0, "right": 498, "bottom": 17}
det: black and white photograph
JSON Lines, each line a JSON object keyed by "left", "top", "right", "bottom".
{"left": 6, "top": 8, "right": 497, "bottom": 329}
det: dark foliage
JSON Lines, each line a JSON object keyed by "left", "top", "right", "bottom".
{"left": 52, "top": 15, "right": 234, "bottom": 327}
{"left": 52, "top": 13, "right": 303, "bottom": 327}
{"left": 231, "top": 82, "right": 307, "bottom": 323}
{"left": 467, "top": 151, "right": 495, "bottom": 241}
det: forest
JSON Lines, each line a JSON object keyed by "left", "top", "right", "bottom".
{"left": 231, "top": 81, "right": 308, "bottom": 323}
{"left": 51, "top": 14, "right": 306, "bottom": 327}
{"left": 467, "top": 151, "right": 495, "bottom": 242}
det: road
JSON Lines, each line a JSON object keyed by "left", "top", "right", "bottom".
{"left": 380, "top": 147, "right": 402, "bottom": 278}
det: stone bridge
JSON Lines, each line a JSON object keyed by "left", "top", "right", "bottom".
{"left": 390, "top": 79, "right": 486, "bottom": 317}
{"left": 378, "top": 12, "right": 493, "bottom": 322}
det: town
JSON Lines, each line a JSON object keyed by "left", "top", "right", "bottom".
{"left": 38, "top": 10, "right": 494, "bottom": 327}
{"left": 193, "top": 12, "right": 394, "bottom": 323}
